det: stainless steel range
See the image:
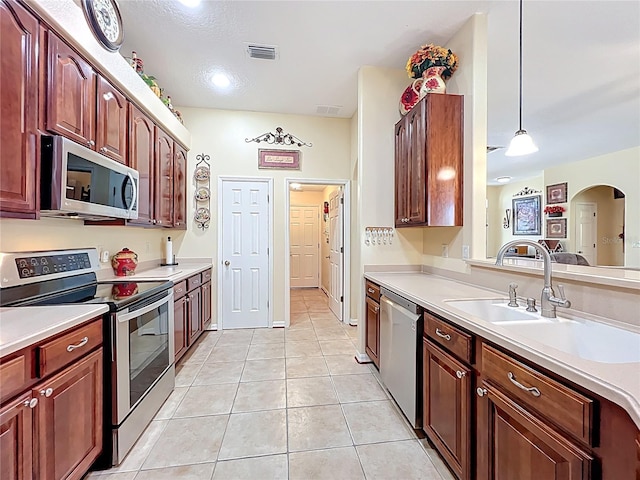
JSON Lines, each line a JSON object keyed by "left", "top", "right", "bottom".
{"left": 0, "top": 248, "right": 175, "bottom": 467}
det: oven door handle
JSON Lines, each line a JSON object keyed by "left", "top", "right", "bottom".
{"left": 117, "top": 292, "right": 173, "bottom": 323}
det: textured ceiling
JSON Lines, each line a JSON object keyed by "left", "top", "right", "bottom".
{"left": 118, "top": 1, "right": 640, "bottom": 184}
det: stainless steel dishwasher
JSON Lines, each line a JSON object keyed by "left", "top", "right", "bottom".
{"left": 379, "top": 287, "right": 423, "bottom": 428}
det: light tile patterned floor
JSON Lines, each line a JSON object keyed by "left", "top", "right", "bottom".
{"left": 87, "top": 288, "right": 453, "bottom": 480}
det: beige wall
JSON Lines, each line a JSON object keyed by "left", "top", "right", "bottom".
{"left": 176, "top": 107, "right": 351, "bottom": 323}
{"left": 422, "top": 13, "right": 488, "bottom": 273}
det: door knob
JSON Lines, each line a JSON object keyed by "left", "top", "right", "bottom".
{"left": 224, "top": 260, "right": 230, "bottom": 266}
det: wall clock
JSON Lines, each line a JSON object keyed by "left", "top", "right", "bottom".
{"left": 82, "top": 0, "right": 124, "bottom": 52}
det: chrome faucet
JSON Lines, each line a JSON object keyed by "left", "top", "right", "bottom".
{"left": 495, "top": 240, "right": 571, "bottom": 318}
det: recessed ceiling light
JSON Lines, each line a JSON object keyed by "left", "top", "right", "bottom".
{"left": 495, "top": 176, "right": 512, "bottom": 183}
{"left": 212, "top": 73, "right": 230, "bottom": 88}
{"left": 178, "top": 0, "right": 201, "bottom": 7}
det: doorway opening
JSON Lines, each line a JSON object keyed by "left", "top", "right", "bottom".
{"left": 284, "top": 179, "right": 351, "bottom": 328}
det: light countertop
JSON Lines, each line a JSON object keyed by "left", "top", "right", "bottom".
{"left": 364, "top": 271, "right": 640, "bottom": 429}
{"left": 0, "top": 304, "right": 109, "bottom": 358}
{"left": 97, "top": 259, "right": 213, "bottom": 283}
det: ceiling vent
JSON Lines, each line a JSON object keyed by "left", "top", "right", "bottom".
{"left": 316, "top": 105, "right": 342, "bottom": 116}
{"left": 246, "top": 44, "right": 278, "bottom": 60}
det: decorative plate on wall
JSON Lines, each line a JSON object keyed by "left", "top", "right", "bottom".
{"left": 194, "top": 165, "right": 210, "bottom": 181}
{"left": 81, "top": 0, "right": 124, "bottom": 52}
{"left": 195, "top": 186, "right": 210, "bottom": 202}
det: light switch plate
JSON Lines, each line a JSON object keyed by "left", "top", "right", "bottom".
{"left": 462, "top": 245, "right": 470, "bottom": 259}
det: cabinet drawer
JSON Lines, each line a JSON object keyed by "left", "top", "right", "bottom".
{"left": 202, "top": 269, "right": 212, "bottom": 283}
{"left": 187, "top": 273, "right": 202, "bottom": 291}
{"left": 365, "top": 280, "right": 380, "bottom": 302}
{"left": 424, "top": 312, "right": 472, "bottom": 364}
{"left": 173, "top": 280, "right": 187, "bottom": 299}
{"left": 38, "top": 319, "right": 103, "bottom": 378}
{"left": 482, "top": 343, "right": 593, "bottom": 445}
{"left": 0, "top": 354, "right": 29, "bottom": 402}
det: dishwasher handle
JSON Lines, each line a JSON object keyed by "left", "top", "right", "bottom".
{"left": 380, "top": 287, "right": 421, "bottom": 314}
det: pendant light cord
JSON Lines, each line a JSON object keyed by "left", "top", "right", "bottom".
{"left": 518, "top": 0, "right": 523, "bottom": 131}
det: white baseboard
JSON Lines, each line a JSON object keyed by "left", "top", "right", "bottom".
{"left": 349, "top": 317, "right": 358, "bottom": 326}
{"left": 320, "top": 286, "right": 329, "bottom": 297}
{"left": 206, "top": 323, "right": 218, "bottom": 331}
{"left": 272, "top": 320, "right": 286, "bottom": 328}
{"left": 355, "top": 352, "right": 372, "bottom": 364}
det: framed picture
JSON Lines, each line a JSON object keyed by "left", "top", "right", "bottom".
{"left": 258, "top": 149, "right": 300, "bottom": 169}
{"left": 512, "top": 195, "right": 541, "bottom": 235}
{"left": 546, "top": 182, "right": 567, "bottom": 204}
{"left": 546, "top": 218, "right": 567, "bottom": 238}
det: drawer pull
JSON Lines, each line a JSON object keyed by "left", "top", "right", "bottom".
{"left": 508, "top": 371, "right": 541, "bottom": 397}
{"left": 176, "top": 288, "right": 183, "bottom": 293}
{"left": 40, "top": 388, "right": 53, "bottom": 398}
{"left": 368, "top": 288, "right": 375, "bottom": 294}
{"left": 374, "top": 306, "right": 379, "bottom": 313}
{"left": 435, "top": 328, "right": 451, "bottom": 341}
{"left": 66, "top": 337, "right": 89, "bottom": 352}
{"left": 456, "top": 370, "right": 466, "bottom": 379}
{"left": 476, "top": 387, "right": 487, "bottom": 397}
{"left": 23, "top": 398, "right": 38, "bottom": 409}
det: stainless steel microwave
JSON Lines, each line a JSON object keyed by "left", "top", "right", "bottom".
{"left": 40, "top": 136, "right": 139, "bottom": 220}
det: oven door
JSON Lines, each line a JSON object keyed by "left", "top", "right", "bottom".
{"left": 114, "top": 290, "right": 174, "bottom": 424}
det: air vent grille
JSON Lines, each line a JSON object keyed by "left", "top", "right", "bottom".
{"left": 316, "top": 105, "right": 342, "bottom": 116}
{"left": 246, "top": 44, "right": 278, "bottom": 60}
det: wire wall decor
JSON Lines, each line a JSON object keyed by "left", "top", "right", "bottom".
{"left": 245, "top": 126, "right": 312, "bottom": 147}
{"left": 193, "top": 153, "right": 211, "bottom": 230}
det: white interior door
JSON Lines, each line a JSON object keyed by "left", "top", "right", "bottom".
{"left": 328, "top": 188, "right": 343, "bottom": 320}
{"left": 290, "top": 205, "right": 320, "bottom": 288}
{"left": 574, "top": 202, "right": 597, "bottom": 265}
{"left": 221, "top": 180, "right": 270, "bottom": 329}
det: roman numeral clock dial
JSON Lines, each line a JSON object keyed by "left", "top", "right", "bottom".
{"left": 82, "top": 0, "right": 124, "bottom": 52}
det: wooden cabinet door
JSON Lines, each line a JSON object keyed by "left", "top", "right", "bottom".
{"left": 365, "top": 296, "right": 380, "bottom": 368}
{"left": 35, "top": 349, "right": 102, "bottom": 480}
{"left": 0, "top": 0, "right": 39, "bottom": 218}
{"left": 476, "top": 380, "right": 591, "bottom": 480}
{"left": 201, "top": 281, "right": 212, "bottom": 330}
{"left": 128, "top": 104, "right": 154, "bottom": 225}
{"left": 188, "top": 288, "right": 202, "bottom": 344}
{"left": 96, "top": 76, "right": 127, "bottom": 164}
{"left": 0, "top": 393, "right": 34, "bottom": 480}
{"left": 394, "top": 118, "right": 409, "bottom": 226}
{"left": 425, "top": 94, "right": 463, "bottom": 226}
{"left": 154, "top": 128, "right": 174, "bottom": 227}
{"left": 423, "top": 338, "right": 471, "bottom": 480}
{"left": 173, "top": 145, "right": 187, "bottom": 229}
{"left": 46, "top": 32, "right": 96, "bottom": 148}
{"left": 174, "top": 295, "right": 187, "bottom": 362}
{"left": 406, "top": 99, "right": 426, "bottom": 225}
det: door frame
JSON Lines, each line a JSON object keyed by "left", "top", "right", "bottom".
{"left": 284, "top": 178, "right": 351, "bottom": 327}
{"left": 217, "top": 176, "right": 274, "bottom": 330}
{"left": 289, "top": 204, "right": 321, "bottom": 288}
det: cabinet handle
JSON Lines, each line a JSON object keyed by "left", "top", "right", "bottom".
{"left": 152, "top": 219, "right": 157, "bottom": 224}
{"left": 23, "top": 398, "right": 38, "bottom": 409}
{"left": 507, "top": 372, "right": 541, "bottom": 397}
{"left": 66, "top": 336, "right": 89, "bottom": 352}
{"left": 99, "top": 147, "right": 107, "bottom": 153}
{"left": 40, "top": 388, "right": 53, "bottom": 398}
{"left": 374, "top": 306, "right": 379, "bottom": 313}
{"left": 476, "top": 387, "right": 487, "bottom": 397}
{"left": 176, "top": 288, "right": 183, "bottom": 294}
{"left": 435, "top": 328, "right": 451, "bottom": 341}
{"left": 367, "top": 288, "right": 375, "bottom": 294}
{"left": 87, "top": 140, "right": 95, "bottom": 147}
{"left": 456, "top": 370, "right": 466, "bottom": 379}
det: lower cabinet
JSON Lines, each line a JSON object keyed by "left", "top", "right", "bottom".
{"left": 174, "top": 269, "right": 213, "bottom": 363}
{"left": 476, "top": 381, "right": 592, "bottom": 480}
{"left": 365, "top": 296, "right": 380, "bottom": 368}
{"left": 0, "top": 326, "right": 102, "bottom": 480}
{"left": 423, "top": 338, "right": 471, "bottom": 480}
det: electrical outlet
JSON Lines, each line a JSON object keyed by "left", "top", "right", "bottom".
{"left": 462, "top": 245, "right": 470, "bottom": 259}
{"left": 100, "top": 250, "right": 110, "bottom": 263}
{"left": 441, "top": 244, "right": 449, "bottom": 258}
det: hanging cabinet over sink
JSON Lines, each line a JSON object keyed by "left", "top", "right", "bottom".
{"left": 394, "top": 93, "right": 463, "bottom": 227}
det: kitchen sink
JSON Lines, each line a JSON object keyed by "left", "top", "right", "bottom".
{"left": 444, "top": 298, "right": 640, "bottom": 363}
{"left": 443, "top": 298, "right": 547, "bottom": 324}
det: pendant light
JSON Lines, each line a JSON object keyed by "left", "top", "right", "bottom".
{"left": 505, "top": 0, "right": 538, "bottom": 156}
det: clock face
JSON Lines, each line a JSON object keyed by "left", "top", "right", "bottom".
{"left": 82, "top": 0, "right": 124, "bottom": 51}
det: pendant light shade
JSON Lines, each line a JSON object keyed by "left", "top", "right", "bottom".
{"left": 507, "top": 0, "right": 537, "bottom": 157}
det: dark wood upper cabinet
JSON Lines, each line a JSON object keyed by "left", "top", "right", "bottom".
{"left": 96, "top": 75, "right": 127, "bottom": 164}
{"left": 46, "top": 31, "right": 96, "bottom": 148}
{"left": 395, "top": 93, "right": 463, "bottom": 227}
{"left": 0, "top": 0, "right": 39, "bottom": 218}
{"left": 173, "top": 144, "right": 188, "bottom": 229}
{"left": 155, "top": 128, "right": 174, "bottom": 227}
{"left": 128, "top": 104, "right": 154, "bottom": 226}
